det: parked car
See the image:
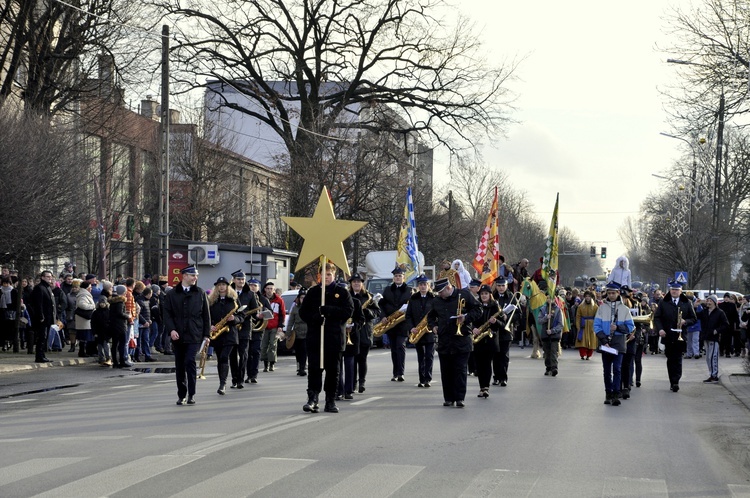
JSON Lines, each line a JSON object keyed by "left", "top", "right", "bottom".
{"left": 683, "top": 289, "right": 744, "bottom": 301}
{"left": 277, "top": 289, "right": 299, "bottom": 355}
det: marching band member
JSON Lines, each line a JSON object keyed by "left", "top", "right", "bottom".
{"left": 594, "top": 282, "right": 634, "bottom": 406}
{"left": 574, "top": 290, "right": 599, "bottom": 360}
{"left": 229, "top": 270, "right": 260, "bottom": 389}
{"left": 349, "top": 273, "right": 378, "bottom": 393}
{"left": 208, "top": 277, "right": 243, "bottom": 396}
{"left": 339, "top": 279, "right": 363, "bottom": 400}
{"left": 427, "top": 278, "right": 482, "bottom": 408}
{"left": 299, "top": 263, "right": 354, "bottom": 414}
{"left": 491, "top": 276, "right": 515, "bottom": 386}
{"left": 654, "top": 280, "right": 696, "bottom": 393}
{"left": 379, "top": 266, "right": 412, "bottom": 382}
{"left": 619, "top": 285, "right": 638, "bottom": 399}
{"left": 163, "top": 265, "right": 210, "bottom": 406}
{"left": 472, "top": 285, "right": 502, "bottom": 398}
{"left": 405, "top": 274, "right": 436, "bottom": 388}
{"left": 538, "top": 288, "right": 564, "bottom": 377}
{"left": 245, "top": 278, "right": 270, "bottom": 384}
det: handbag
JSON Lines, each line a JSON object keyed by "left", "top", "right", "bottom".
{"left": 75, "top": 307, "right": 94, "bottom": 320}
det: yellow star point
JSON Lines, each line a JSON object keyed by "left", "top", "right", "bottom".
{"left": 281, "top": 187, "right": 367, "bottom": 276}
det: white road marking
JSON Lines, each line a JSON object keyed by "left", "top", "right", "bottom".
{"left": 350, "top": 396, "right": 383, "bottom": 406}
{"left": 460, "top": 469, "right": 540, "bottom": 497}
{"left": 2, "top": 399, "right": 36, "bottom": 404}
{"left": 146, "top": 434, "right": 225, "bottom": 439}
{"left": 0, "top": 458, "right": 87, "bottom": 486}
{"left": 58, "top": 391, "right": 92, "bottom": 396}
{"left": 0, "top": 438, "right": 32, "bottom": 443}
{"left": 320, "top": 463, "right": 424, "bottom": 497}
{"left": 48, "top": 436, "right": 130, "bottom": 441}
{"left": 728, "top": 483, "right": 750, "bottom": 497}
{"left": 110, "top": 384, "right": 140, "bottom": 389}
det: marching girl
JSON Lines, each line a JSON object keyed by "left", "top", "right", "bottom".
{"left": 472, "top": 285, "right": 502, "bottom": 399}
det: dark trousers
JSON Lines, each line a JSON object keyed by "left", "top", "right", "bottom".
{"left": 720, "top": 331, "right": 733, "bottom": 356}
{"left": 308, "top": 347, "right": 341, "bottom": 398}
{"left": 634, "top": 344, "right": 644, "bottom": 383}
{"left": 665, "top": 342, "right": 683, "bottom": 385}
{"left": 174, "top": 342, "right": 201, "bottom": 399}
{"left": 601, "top": 351, "right": 623, "bottom": 394}
{"left": 388, "top": 333, "right": 406, "bottom": 377}
{"left": 337, "top": 354, "right": 355, "bottom": 395}
{"left": 354, "top": 345, "right": 370, "bottom": 385}
{"left": 542, "top": 338, "right": 559, "bottom": 372}
{"left": 230, "top": 338, "right": 249, "bottom": 385}
{"left": 294, "top": 337, "right": 307, "bottom": 372}
{"left": 621, "top": 352, "right": 634, "bottom": 390}
{"left": 33, "top": 325, "right": 48, "bottom": 360}
{"left": 474, "top": 349, "right": 493, "bottom": 389}
{"left": 111, "top": 330, "right": 128, "bottom": 365}
{"left": 246, "top": 334, "right": 262, "bottom": 380}
{"left": 415, "top": 342, "right": 434, "bottom": 384}
{"left": 213, "top": 344, "right": 231, "bottom": 386}
{"left": 493, "top": 341, "right": 510, "bottom": 382}
{"left": 438, "top": 351, "right": 469, "bottom": 403}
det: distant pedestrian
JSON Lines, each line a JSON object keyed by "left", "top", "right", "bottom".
{"left": 698, "top": 294, "right": 728, "bottom": 383}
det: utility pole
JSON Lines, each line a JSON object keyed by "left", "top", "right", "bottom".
{"left": 710, "top": 93, "right": 724, "bottom": 294}
{"left": 158, "top": 25, "right": 170, "bottom": 275}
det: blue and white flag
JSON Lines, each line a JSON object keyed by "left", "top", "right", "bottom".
{"left": 396, "top": 187, "right": 421, "bottom": 284}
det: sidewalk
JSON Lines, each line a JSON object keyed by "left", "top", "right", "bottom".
{"left": 0, "top": 348, "right": 173, "bottom": 373}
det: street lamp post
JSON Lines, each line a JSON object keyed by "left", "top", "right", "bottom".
{"left": 658, "top": 132, "right": 705, "bottom": 235}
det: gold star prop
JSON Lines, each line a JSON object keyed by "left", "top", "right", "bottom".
{"left": 282, "top": 187, "right": 367, "bottom": 276}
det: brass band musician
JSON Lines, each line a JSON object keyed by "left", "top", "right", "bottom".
{"left": 405, "top": 274, "right": 436, "bottom": 388}
{"left": 379, "top": 266, "right": 412, "bottom": 382}
{"left": 491, "top": 276, "right": 515, "bottom": 386}
{"left": 472, "top": 285, "right": 502, "bottom": 398}
{"left": 229, "top": 270, "right": 260, "bottom": 389}
{"left": 208, "top": 277, "right": 244, "bottom": 396}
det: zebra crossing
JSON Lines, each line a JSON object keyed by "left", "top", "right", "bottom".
{"left": 0, "top": 451, "right": 746, "bottom": 497}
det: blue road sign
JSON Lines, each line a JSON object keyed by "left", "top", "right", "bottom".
{"left": 674, "top": 271, "right": 688, "bottom": 285}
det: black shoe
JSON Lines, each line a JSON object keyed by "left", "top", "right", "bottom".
{"left": 391, "top": 377, "right": 397, "bottom": 381}
{"left": 35, "top": 358, "right": 52, "bottom": 363}
{"left": 358, "top": 384, "right": 365, "bottom": 393}
{"left": 299, "top": 371, "right": 307, "bottom": 376}
{"left": 544, "top": 370, "right": 550, "bottom": 376}
{"left": 703, "top": 377, "right": 714, "bottom": 383}
{"left": 604, "top": 393, "right": 612, "bottom": 405}
{"left": 636, "top": 381, "right": 641, "bottom": 387}
{"left": 670, "top": 384, "right": 679, "bottom": 392}
{"left": 335, "top": 395, "right": 343, "bottom": 401}
{"left": 456, "top": 401, "right": 465, "bottom": 408}
{"left": 236, "top": 383, "right": 244, "bottom": 389}
{"left": 492, "top": 379, "right": 500, "bottom": 386}
{"left": 500, "top": 380, "right": 507, "bottom": 387}
{"left": 176, "top": 398, "right": 186, "bottom": 405}
{"left": 263, "top": 367, "right": 268, "bottom": 372}
{"left": 621, "top": 389, "right": 630, "bottom": 400}
{"left": 551, "top": 369, "right": 558, "bottom": 377}
{"left": 417, "top": 383, "right": 424, "bottom": 388}
{"left": 250, "top": 377, "right": 258, "bottom": 384}
{"left": 397, "top": 376, "right": 404, "bottom": 382}
{"left": 344, "top": 393, "right": 353, "bottom": 400}
{"left": 244, "top": 378, "right": 251, "bottom": 384}
{"left": 230, "top": 383, "right": 237, "bottom": 389}
{"left": 443, "top": 401, "right": 454, "bottom": 407}
{"left": 269, "top": 363, "right": 275, "bottom": 372}
{"left": 324, "top": 401, "right": 339, "bottom": 413}
{"left": 424, "top": 382, "right": 431, "bottom": 388}
{"left": 144, "top": 356, "right": 158, "bottom": 362}
{"left": 612, "top": 393, "right": 621, "bottom": 406}
{"left": 186, "top": 396, "right": 196, "bottom": 405}
{"left": 217, "top": 384, "right": 226, "bottom": 395}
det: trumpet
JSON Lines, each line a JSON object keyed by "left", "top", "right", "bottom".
{"left": 675, "top": 309, "right": 684, "bottom": 342}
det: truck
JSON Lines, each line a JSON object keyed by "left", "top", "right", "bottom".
{"left": 363, "top": 250, "right": 433, "bottom": 295}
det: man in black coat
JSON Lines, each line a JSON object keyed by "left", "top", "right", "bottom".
{"left": 427, "top": 278, "right": 482, "bottom": 407}
{"left": 299, "top": 263, "right": 354, "bottom": 414}
{"left": 245, "top": 277, "right": 271, "bottom": 384}
{"left": 230, "top": 270, "right": 260, "bottom": 389}
{"left": 379, "top": 266, "right": 413, "bottom": 382}
{"left": 28, "top": 270, "right": 56, "bottom": 362}
{"left": 491, "top": 276, "right": 515, "bottom": 386}
{"left": 654, "top": 280, "right": 697, "bottom": 392}
{"left": 163, "top": 266, "right": 211, "bottom": 405}
{"left": 405, "top": 274, "right": 436, "bottom": 388}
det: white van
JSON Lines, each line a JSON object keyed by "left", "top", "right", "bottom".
{"left": 683, "top": 289, "right": 744, "bottom": 301}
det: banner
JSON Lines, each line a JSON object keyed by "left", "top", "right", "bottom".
{"left": 472, "top": 186, "right": 499, "bottom": 285}
{"left": 541, "top": 193, "right": 560, "bottom": 299}
{"left": 396, "top": 187, "right": 421, "bottom": 284}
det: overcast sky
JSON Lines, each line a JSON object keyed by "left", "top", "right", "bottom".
{"left": 432, "top": 0, "right": 687, "bottom": 272}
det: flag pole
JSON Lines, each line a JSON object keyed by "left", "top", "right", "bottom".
{"left": 319, "top": 255, "right": 326, "bottom": 369}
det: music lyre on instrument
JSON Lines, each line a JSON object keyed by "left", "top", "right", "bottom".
{"left": 455, "top": 296, "right": 465, "bottom": 336}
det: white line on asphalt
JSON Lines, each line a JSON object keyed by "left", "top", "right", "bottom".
{"left": 0, "top": 458, "right": 88, "bottom": 486}
{"left": 728, "top": 483, "right": 750, "bottom": 496}
{"left": 155, "top": 379, "right": 174, "bottom": 383}
{"left": 169, "top": 457, "right": 316, "bottom": 498}
{"left": 48, "top": 436, "right": 130, "bottom": 441}
{"left": 146, "top": 434, "right": 225, "bottom": 439}
{"left": 319, "top": 463, "right": 424, "bottom": 497}
{"left": 31, "top": 454, "right": 204, "bottom": 498}
{"left": 0, "top": 438, "right": 32, "bottom": 443}
{"left": 2, "top": 399, "right": 36, "bottom": 404}
{"left": 350, "top": 396, "right": 383, "bottom": 406}
{"left": 110, "top": 385, "right": 139, "bottom": 389}
{"left": 58, "top": 391, "right": 92, "bottom": 396}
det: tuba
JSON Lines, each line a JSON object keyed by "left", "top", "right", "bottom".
{"left": 243, "top": 304, "right": 269, "bottom": 332}
{"left": 210, "top": 302, "right": 241, "bottom": 340}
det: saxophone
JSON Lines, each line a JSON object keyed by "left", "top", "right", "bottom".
{"left": 346, "top": 293, "right": 374, "bottom": 345}
{"left": 210, "top": 301, "right": 240, "bottom": 340}
{"left": 408, "top": 315, "right": 430, "bottom": 344}
{"left": 373, "top": 309, "right": 406, "bottom": 337}
{"left": 473, "top": 306, "right": 502, "bottom": 344}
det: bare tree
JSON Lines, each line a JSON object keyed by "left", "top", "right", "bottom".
{"left": 0, "top": 0, "right": 159, "bottom": 115}
{"left": 161, "top": 0, "right": 519, "bottom": 224}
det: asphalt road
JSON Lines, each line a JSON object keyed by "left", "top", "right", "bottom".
{"left": 1, "top": 347, "right": 750, "bottom": 497}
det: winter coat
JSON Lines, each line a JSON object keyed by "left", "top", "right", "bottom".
{"left": 352, "top": 289, "right": 378, "bottom": 348}
{"left": 231, "top": 283, "right": 260, "bottom": 341}
{"left": 287, "top": 304, "right": 308, "bottom": 340}
{"left": 209, "top": 295, "right": 242, "bottom": 347}
{"left": 163, "top": 284, "right": 211, "bottom": 345}
{"left": 91, "top": 300, "right": 111, "bottom": 341}
{"left": 472, "top": 299, "right": 501, "bottom": 353}
{"left": 108, "top": 295, "right": 130, "bottom": 337}
{"left": 29, "top": 280, "right": 56, "bottom": 328}
{"left": 66, "top": 290, "right": 78, "bottom": 329}
{"left": 427, "top": 287, "right": 482, "bottom": 354}
{"left": 264, "top": 292, "right": 286, "bottom": 330}
{"left": 380, "top": 282, "right": 413, "bottom": 337}
{"left": 74, "top": 288, "right": 96, "bottom": 330}
{"left": 538, "top": 302, "right": 565, "bottom": 341}
{"left": 405, "top": 291, "right": 436, "bottom": 344}
{"left": 698, "top": 307, "right": 729, "bottom": 343}
{"left": 299, "top": 282, "right": 354, "bottom": 354}
{"left": 594, "top": 297, "right": 635, "bottom": 353}
{"left": 653, "top": 293, "right": 697, "bottom": 346}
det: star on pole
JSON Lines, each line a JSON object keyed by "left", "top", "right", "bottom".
{"left": 281, "top": 187, "right": 367, "bottom": 276}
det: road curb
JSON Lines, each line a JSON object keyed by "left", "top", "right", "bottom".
{"left": 0, "top": 357, "right": 99, "bottom": 373}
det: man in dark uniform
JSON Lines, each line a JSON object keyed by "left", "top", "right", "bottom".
{"left": 379, "top": 266, "right": 412, "bottom": 382}
{"left": 163, "top": 266, "right": 211, "bottom": 405}
{"left": 245, "top": 277, "right": 270, "bottom": 384}
{"left": 427, "top": 278, "right": 481, "bottom": 407}
{"left": 350, "top": 273, "right": 379, "bottom": 394}
{"left": 492, "top": 276, "right": 515, "bottom": 386}
{"left": 405, "top": 274, "right": 436, "bottom": 388}
{"left": 29, "top": 270, "right": 56, "bottom": 363}
{"left": 230, "top": 270, "right": 260, "bottom": 389}
{"left": 299, "top": 263, "right": 354, "bottom": 413}
{"left": 653, "top": 280, "right": 697, "bottom": 392}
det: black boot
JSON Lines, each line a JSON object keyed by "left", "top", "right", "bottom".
{"left": 611, "top": 391, "right": 621, "bottom": 406}
{"left": 263, "top": 361, "right": 268, "bottom": 372}
{"left": 324, "top": 395, "right": 339, "bottom": 413}
{"left": 78, "top": 341, "right": 89, "bottom": 357}
{"left": 604, "top": 392, "right": 612, "bottom": 405}
{"left": 621, "top": 388, "right": 630, "bottom": 400}
{"left": 303, "top": 390, "right": 316, "bottom": 412}
{"left": 358, "top": 380, "right": 365, "bottom": 393}
{"left": 269, "top": 362, "right": 275, "bottom": 372}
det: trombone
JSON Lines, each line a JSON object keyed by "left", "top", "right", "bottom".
{"left": 503, "top": 292, "right": 522, "bottom": 333}
{"left": 455, "top": 297, "right": 466, "bottom": 336}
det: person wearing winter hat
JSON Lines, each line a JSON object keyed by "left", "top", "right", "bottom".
{"left": 653, "top": 280, "right": 697, "bottom": 393}
{"left": 697, "top": 294, "right": 729, "bottom": 383}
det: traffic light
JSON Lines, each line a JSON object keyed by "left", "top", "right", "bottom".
{"left": 601, "top": 246, "right": 607, "bottom": 259}
{"left": 590, "top": 246, "right": 596, "bottom": 258}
